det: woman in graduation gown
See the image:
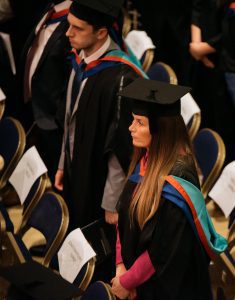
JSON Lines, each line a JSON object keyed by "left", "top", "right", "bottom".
{"left": 111, "top": 78, "right": 227, "bottom": 300}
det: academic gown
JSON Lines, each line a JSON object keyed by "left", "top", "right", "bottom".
{"left": 117, "top": 156, "right": 212, "bottom": 299}
{"left": 63, "top": 64, "right": 139, "bottom": 229}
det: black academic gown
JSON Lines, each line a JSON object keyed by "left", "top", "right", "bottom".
{"left": 63, "top": 64, "right": 139, "bottom": 230}
{"left": 17, "top": 9, "right": 71, "bottom": 179}
{"left": 117, "top": 156, "right": 212, "bottom": 300}
{"left": 19, "top": 17, "right": 71, "bottom": 130}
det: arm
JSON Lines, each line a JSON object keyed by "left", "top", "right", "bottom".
{"left": 189, "top": 41, "right": 216, "bottom": 60}
{"left": 191, "top": 24, "right": 202, "bottom": 43}
{"left": 190, "top": 3, "right": 216, "bottom": 68}
{"left": 116, "top": 225, "right": 123, "bottom": 266}
{"left": 101, "top": 154, "right": 126, "bottom": 225}
{"left": 111, "top": 250, "right": 154, "bottom": 299}
{"left": 54, "top": 113, "right": 67, "bottom": 190}
{"left": 113, "top": 225, "right": 155, "bottom": 292}
{"left": 112, "top": 226, "right": 138, "bottom": 299}
{"left": 119, "top": 250, "right": 155, "bottom": 290}
{"left": 113, "top": 201, "right": 196, "bottom": 298}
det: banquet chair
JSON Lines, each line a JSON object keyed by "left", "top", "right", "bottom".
{"left": 125, "top": 30, "right": 155, "bottom": 72}
{"left": 147, "top": 63, "right": 201, "bottom": 139}
{"left": 0, "top": 117, "right": 26, "bottom": 190}
{"left": 147, "top": 61, "right": 178, "bottom": 85}
{"left": 193, "top": 128, "right": 226, "bottom": 199}
{"left": 21, "top": 191, "right": 69, "bottom": 267}
{"left": 81, "top": 281, "right": 116, "bottom": 300}
{"left": 209, "top": 225, "right": 235, "bottom": 300}
{"left": 6, "top": 173, "right": 50, "bottom": 233}
{"left": 0, "top": 201, "right": 31, "bottom": 266}
{"left": 74, "top": 257, "right": 96, "bottom": 291}
{"left": 1, "top": 192, "right": 69, "bottom": 269}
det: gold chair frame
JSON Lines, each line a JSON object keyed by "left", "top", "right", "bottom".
{"left": 188, "top": 112, "right": 201, "bottom": 140}
{"left": 32, "top": 191, "right": 69, "bottom": 267}
{"left": 0, "top": 117, "right": 26, "bottom": 190}
{"left": 6, "top": 173, "right": 49, "bottom": 234}
{"left": 78, "top": 257, "right": 96, "bottom": 291}
{"left": 199, "top": 128, "right": 226, "bottom": 199}
{"left": 89, "top": 281, "right": 116, "bottom": 300}
{"left": 156, "top": 62, "right": 178, "bottom": 85}
{"left": 0, "top": 100, "right": 5, "bottom": 120}
{"left": 209, "top": 236, "right": 235, "bottom": 300}
{"left": 228, "top": 222, "right": 235, "bottom": 262}
{"left": 0, "top": 210, "right": 7, "bottom": 234}
{"left": 1, "top": 231, "right": 27, "bottom": 266}
{"left": 142, "top": 49, "right": 154, "bottom": 72}
{"left": 228, "top": 222, "right": 235, "bottom": 245}
{"left": 122, "top": 8, "right": 131, "bottom": 38}
{"left": 20, "top": 174, "right": 50, "bottom": 230}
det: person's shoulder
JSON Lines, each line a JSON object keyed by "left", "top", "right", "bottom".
{"left": 170, "top": 154, "right": 200, "bottom": 188}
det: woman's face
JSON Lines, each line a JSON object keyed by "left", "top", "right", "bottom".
{"left": 129, "top": 114, "right": 152, "bottom": 148}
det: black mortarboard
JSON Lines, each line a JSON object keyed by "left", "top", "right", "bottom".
{"left": 118, "top": 78, "right": 191, "bottom": 133}
{"left": 70, "top": 0, "right": 124, "bottom": 27}
{"left": 0, "top": 261, "right": 82, "bottom": 300}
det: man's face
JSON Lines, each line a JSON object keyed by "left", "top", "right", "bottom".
{"left": 66, "top": 13, "right": 99, "bottom": 51}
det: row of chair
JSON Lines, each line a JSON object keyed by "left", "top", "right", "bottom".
{"left": 0, "top": 117, "right": 101, "bottom": 298}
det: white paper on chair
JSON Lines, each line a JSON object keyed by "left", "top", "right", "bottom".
{"left": 9, "top": 146, "right": 47, "bottom": 204}
{"left": 209, "top": 161, "right": 235, "bottom": 217}
{"left": 125, "top": 30, "right": 155, "bottom": 59}
{"left": 58, "top": 228, "right": 96, "bottom": 283}
{"left": 0, "top": 88, "right": 6, "bottom": 101}
{"left": 0, "top": 32, "right": 16, "bottom": 75}
{"left": 180, "top": 93, "right": 200, "bottom": 125}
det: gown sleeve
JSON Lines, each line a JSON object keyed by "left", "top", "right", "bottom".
{"left": 119, "top": 200, "right": 196, "bottom": 291}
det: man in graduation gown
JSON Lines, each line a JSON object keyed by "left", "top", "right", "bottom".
{"left": 54, "top": 0, "right": 145, "bottom": 230}
{"left": 18, "top": 0, "right": 72, "bottom": 180}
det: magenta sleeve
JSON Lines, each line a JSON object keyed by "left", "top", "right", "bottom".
{"left": 116, "top": 225, "right": 123, "bottom": 265}
{"left": 119, "top": 250, "right": 155, "bottom": 290}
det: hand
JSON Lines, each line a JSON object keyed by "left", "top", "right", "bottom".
{"left": 54, "top": 169, "right": 64, "bottom": 191}
{"left": 189, "top": 42, "right": 204, "bottom": 60}
{"left": 201, "top": 56, "right": 215, "bottom": 68}
{"left": 189, "top": 42, "right": 216, "bottom": 61}
{"left": 129, "top": 289, "right": 137, "bottom": 300}
{"left": 111, "top": 276, "right": 130, "bottom": 299}
{"left": 116, "top": 263, "right": 127, "bottom": 277}
{"left": 105, "top": 211, "right": 118, "bottom": 225}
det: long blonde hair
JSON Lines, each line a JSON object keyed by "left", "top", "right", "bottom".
{"left": 128, "top": 115, "right": 193, "bottom": 229}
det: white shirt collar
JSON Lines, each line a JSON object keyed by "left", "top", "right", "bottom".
{"left": 81, "top": 35, "right": 111, "bottom": 64}
{"left": 54, "top": 0, "right": 71, "bottom": 12}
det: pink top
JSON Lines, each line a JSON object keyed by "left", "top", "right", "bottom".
{"left": 116, "top": 225, "right": 123, "bottom": 265}
{"left": 116, "top": 226, "right": 156, "bottom": 290}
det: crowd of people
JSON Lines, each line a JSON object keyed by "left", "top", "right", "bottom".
{"left": 0, "top": 0, "right": 234, "bottom": 299}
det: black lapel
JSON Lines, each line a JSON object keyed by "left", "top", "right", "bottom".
{"left": 19, "top": 3, "right": 54, "bottom": 73}
{"left": 35, "top": 20, "right": 69, "bottom": 72}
